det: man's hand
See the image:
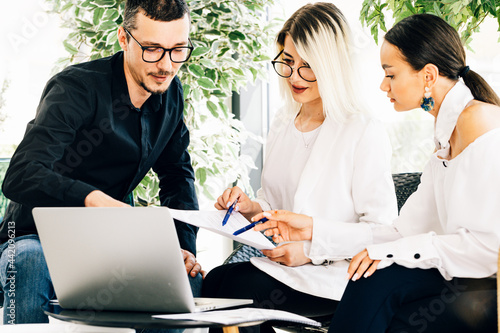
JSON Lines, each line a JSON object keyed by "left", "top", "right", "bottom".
{"left": 182, "top": 249, "right": 206, "bottom": 278}
{"left": 84, "top": 190, "right": 130, "bottom": 207}
{"left": 261, "top": 242, "right": 311, "bottom": 267}
{"left": 252, "top": 210, "right": 313, "bottom": 243}
{"left": 346, "top": 249, "right": 380, "bottom": 281}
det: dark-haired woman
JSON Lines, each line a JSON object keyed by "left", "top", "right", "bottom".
{"left": 327, "top": 13, "right": 500, "bottom": 333}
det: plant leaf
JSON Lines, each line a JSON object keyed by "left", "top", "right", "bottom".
{"left": 231, "top": 68, "right": 245, "bottom": 76}
{"left": 100, "top": 21, "right": 117, "bottom": 31}
{"left": 206, "top": 100, "right": 219, "bottom": 117}
{"left": 106, "top": 30, "right": 118, "bottom": 45}
{"left": 197, "top": 78, "right": 217, "bottom": 90}
{"left": 182, "top": 84, "right": 191, "bottom": 100}
{"left": 90, "top": 0, "right": 117, "bottom": 8}
{"left": 188, "top": 64, "right": 205, "bottom": 77}
{"left": 229, "top": 31, "right": 246, "bottom": 41}
{"left": 200, "top": 59, "right": 218, "bottom": 69}
{"left": 63, "top": 41, "right": 79, "bottom": 55}
{"left": 93, "top": 7, "right": 105, "bottom": 25}
{"left": 191, "top": 47, "right": 210, "bottom": 57}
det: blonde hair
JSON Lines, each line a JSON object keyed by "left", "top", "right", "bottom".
{"left": 276, "top": 2, "right": 367, "bottom": 122}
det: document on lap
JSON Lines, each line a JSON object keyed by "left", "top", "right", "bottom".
{"left": 169, "top": 208, "right": 276, "bottom": 250}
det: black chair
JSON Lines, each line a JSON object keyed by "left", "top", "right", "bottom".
{"left": 391, "top": 172, "right": 422, "bottom": 213}
{"left": 222, "top": 172, "right": 422, "bottom": 332}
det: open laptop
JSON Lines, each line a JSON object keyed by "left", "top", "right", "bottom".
{"left": 32, "top": 207, "right": 253, "bottom": 313}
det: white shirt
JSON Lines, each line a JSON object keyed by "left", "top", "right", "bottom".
{"left": 251, "top": 109, "right": 398, "bottom": 300}
{"left": 261, "top": 121, "right": 321, "bottom": 211}
{"left": 368, "top": 81, "right": 500, "bottom": 280}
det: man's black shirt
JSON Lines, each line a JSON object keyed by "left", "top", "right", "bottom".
{"left": 0, "top": 52, "right": 199, "bottom": 253}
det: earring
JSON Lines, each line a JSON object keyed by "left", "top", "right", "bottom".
{"left": 420, "top": 87, "right": 434, "bottom": 112}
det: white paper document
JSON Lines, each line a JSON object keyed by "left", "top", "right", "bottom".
{"left": 169, "top": 209, "right": 275, "bottom": 250}
{"left": 153, "top": 307, "right": 321, "bottom": 327}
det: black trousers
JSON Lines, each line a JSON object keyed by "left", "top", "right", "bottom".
{"left": 328, "top": 264, "right": 497, "bottom": 333}
{"left": 202, "top": 262, "right": 338, "bottom": 333}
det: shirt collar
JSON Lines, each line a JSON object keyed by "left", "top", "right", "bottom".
{"left": 434, "top": 80, "right": 474, "bottom": 159}
{"left": 111, "top": 52, "right": 163, "bottom": 113}
{"left": 146, "top": 90, "right": 163, "bottom": 113}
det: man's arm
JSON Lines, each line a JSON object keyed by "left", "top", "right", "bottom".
{"left": 2, "top": 73, "right": 98, "bottom": 207}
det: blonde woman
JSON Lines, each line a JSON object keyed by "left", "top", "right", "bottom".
{"left": 203, "top": 3, "right": 397, "bottom": 331}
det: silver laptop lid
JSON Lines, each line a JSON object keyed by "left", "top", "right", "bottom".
{"left": 33, "top": 207, "right": 195, "bottom": 313}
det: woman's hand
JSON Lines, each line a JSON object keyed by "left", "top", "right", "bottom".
{"left": 346, "top": 249, "right": 380, "bottom": 281}
{"left": 252, "top": 210, "right": 313, "bottom": 243}
{"left": 261, "top": 242, "right": 311, "bottom": 267}
{"left": 214, "top": 186, "right": 262, "bottom": 220}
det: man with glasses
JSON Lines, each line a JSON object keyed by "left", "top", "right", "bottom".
{"left": 0, "top": 0, "right": 202, "bottom": 324}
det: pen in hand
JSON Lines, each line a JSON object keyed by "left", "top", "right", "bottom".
{"left": 233, "top": 218, "right": 268, "bottom": 236}
{"left": 222, "top": 198, "right": 238, "bottom": 226}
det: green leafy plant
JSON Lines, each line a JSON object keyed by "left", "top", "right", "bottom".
{"left": 46, "top": 0, "right": 279, "bottom": 207}
{"left": 360, "top": 0, "right": 500, "bottom": 45}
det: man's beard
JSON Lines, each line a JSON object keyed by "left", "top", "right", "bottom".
{"left": 141, "top": 70, "right": 175, "bottom": 95}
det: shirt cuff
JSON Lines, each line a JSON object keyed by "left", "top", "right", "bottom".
{"left": 367, "top": 232, "right": 441, "bottom": 270}
{"left": 65, "top": 180, "right": 99, "bottom": 206}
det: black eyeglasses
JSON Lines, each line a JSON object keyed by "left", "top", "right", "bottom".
{"left": 124, "top": 27, "right": 194, "bottom": 63}
{"left": 271, "top": 50, "right": 316, "bottom": 82}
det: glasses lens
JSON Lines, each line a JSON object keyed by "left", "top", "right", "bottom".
{"left": 143, "top": 48, "right": 165, "bottom": 62}
{"left": 170, "top": 47, "right": 192, "bottom": 63}
{"left": 298, "top": 67, "right": 316, "bottom": 82}
{"left": 273, "top": 62, "right": 292, "bottom": 78}
{"left": 142, "top": 47, "right": 192, "bottom": 63}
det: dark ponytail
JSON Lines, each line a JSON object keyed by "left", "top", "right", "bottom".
{"left": 385, "top": 14, "right": 500, "bottom": 106}
{"left": 460, "top": 69, "right": 500, "bottom": 106}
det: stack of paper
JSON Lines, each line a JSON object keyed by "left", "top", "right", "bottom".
{"left": 153, "top": 307, "right": 321, "bottom": 327}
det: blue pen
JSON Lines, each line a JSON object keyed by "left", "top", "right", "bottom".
{"left": 233, "top": 218, "right": 268, "bottom": 236}
{"left": 222, "top": 198, "right": 238, "bottom": 226}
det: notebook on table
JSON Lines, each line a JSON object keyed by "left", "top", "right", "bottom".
{"left": 32, "top": 207, "right": 252, "bottom": 313}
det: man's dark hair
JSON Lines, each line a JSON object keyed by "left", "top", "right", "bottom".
{"left": 123, "top": 0, "right": 190, "bottom": 31}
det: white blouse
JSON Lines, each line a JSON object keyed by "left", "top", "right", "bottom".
{"left": 251, "top": 109, "right": 398, "bottom": 300}
{"left": 368, "top": 80, "right": 500, "bottom": 280}
{"left": 260, "top": 120, "right": 321, "bottom": 211}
